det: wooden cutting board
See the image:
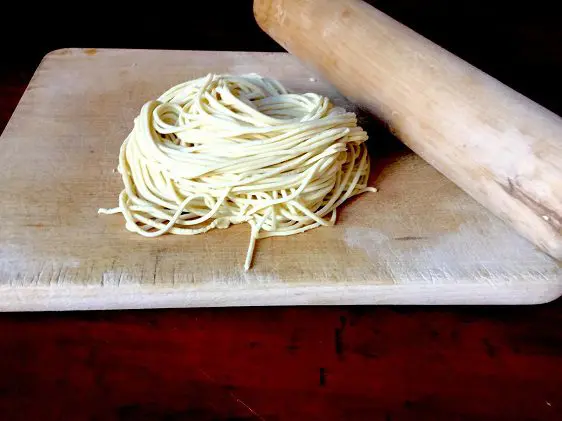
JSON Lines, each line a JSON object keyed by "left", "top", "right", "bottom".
{"left": 1, "top": 48, "right": 560, "bottom": 310}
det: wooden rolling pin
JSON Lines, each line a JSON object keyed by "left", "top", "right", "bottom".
{"left": 254, "top": 0, "right": 562, "bottom": 260}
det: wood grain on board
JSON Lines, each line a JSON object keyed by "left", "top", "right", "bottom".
{"left": 0, "top": 48, "right": 560, "bottom": 310}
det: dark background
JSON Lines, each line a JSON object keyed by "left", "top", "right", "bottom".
{"left": 2, "top": 0, "right": 562, "bottom": 122}
{"left": 1, "top": 1, "right": 561, "bottom": 420}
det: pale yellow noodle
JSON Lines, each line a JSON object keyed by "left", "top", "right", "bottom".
{"left": 99, "top": 73, "right": 376, "bottom": 270}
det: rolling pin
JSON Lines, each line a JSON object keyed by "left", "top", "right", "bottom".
{"left": 254, "top": 0, "right": 562, "bottom": 260}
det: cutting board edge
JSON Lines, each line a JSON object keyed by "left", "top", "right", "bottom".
{"left": 2, "top": 282, "right": 561, "bottom": 311}
{"left": 39, "top": 47, "right": 293, "bottom": 64}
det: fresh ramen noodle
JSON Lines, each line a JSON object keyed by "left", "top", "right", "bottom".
{"left": 99, "top": 74, "right": 375, "bottom": 270}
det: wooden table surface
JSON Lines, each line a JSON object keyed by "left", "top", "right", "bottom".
{"left": 1, "top": 1, "right": 562, "bottom": 420}
{"left": 1, "top": 305, "right": 561, "bottom": 420}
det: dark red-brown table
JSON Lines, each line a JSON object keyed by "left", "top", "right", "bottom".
{"left": 0, "top": 304, "right": 561, "bottom": 421}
